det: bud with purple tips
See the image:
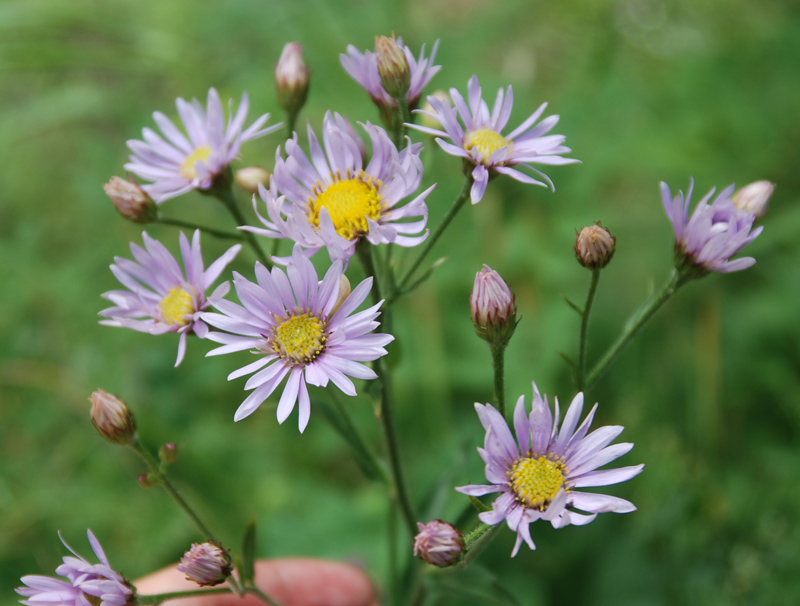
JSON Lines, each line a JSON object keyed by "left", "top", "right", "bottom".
{"left": 90, "top": 389, "right": 136, "bottom": 445}
{"left": 732, "top": 180, "right": 774, "bottom": 220}
{"left": 375, "top": 35, "right": 410, "bottom": 99}
{"left": 177, "top": 542, "right": 232, "bottom": 587}
{"left": 414, "top": 520, "right": 463, "bottom": 567}
{"left": 159, "top": 442, "right": 178, "bottom": 465}
{"left": 104, "top": 176, "right": 157, "bottom": 223}
{"left": 575, "top": 222, "right": 616, "bottom": 270}
{"left": 470, "top": 265, "right": 517, "bottom": 346}
{"left": 275, "top": 42, "right": 310, "bottom": 115}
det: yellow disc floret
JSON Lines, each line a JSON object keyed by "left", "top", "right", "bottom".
{"left": 308, "top": 170, "right": 383, "bottom": 241}
{"left": 464, "top": 127, "right": 512, "bottom": 163}
{"left": 508, "top": 455, "right": 566, "bottom": 510}
{"left": 180, "top": 146, "right": 212, "bottom": 179}
{"left": 159, "top": 287, "right": 195, "bottom": 326}
{"left": 270, "top": 312, "right": 327, "bottom": 365}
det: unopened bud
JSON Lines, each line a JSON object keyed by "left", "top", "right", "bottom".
{"left": 235, "top": 166, "right": 271, "bottom": 194}
{"left": 159, "top": 443, "right": 178, "bottom": 465}
{"left": 575, "top": 222, "right": 616, "bottom": 270}
{"left": 104, "top": 177, "right": 157, "bottom": 223}
{"left": 419, "top": 90, "right": 450, "bottom": 131}
{"left": 470, "top": 265, "right": 517, "bottom": 346}
{"left": 90, "top": 389, "right": 136, "bottom": 445}
{"left": 138, "top": 473, "right": 157, "bottom": 488}
{"left": 177, "top": 542, "right": 232, "bottom": 587}
{"left": 330, "top": 274, "right": 352, "bottom": 316}
{"left": 732, "top": 180, "right": 774, "bottom": 220}
{"left": 275, "top": 42, "right": 310, "bottom": 115}
{"left": 414, "top": 520, "right": 463, "bottom": 567}
{"left": 375, "top": 35, "right": 410, "bottom": 99}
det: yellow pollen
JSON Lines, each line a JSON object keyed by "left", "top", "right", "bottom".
{"left": 464, "top": 127, "right": 512, "bottom": 163}
{"left": 180, "top": 146, "right": 212, "bottom": 179}
{"left": 508, "top": 455, "right": 566, "bottom": 510}
{"left": 159, "top": 287, "right": 195, "bottom": 326}
{"left": 308, "top": 170, "right": 383, "bottom": 241}
{"left": 270, "top": 312, "right": 327, "bottom": 365}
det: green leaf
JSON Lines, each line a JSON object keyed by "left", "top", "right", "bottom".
{"left": 240, "top": 518, "right": 257, "bottom": 584}
{"left": 469, "top": 496, "right": 492, "bottom": 513}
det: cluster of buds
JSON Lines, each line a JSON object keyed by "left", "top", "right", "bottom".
{"left": 574, "top": 222, "right": 616, "bottom": 270}
{"left": 90, "top": 390, "right": 136, "bottom": 445}
{"left": 104, "top": 177, "right": 157, "bottom": 223}
{"left": 178, "top": 542, "right": 232, "bottom": 587}
{"left": 470, "top": 265, "right": 517, "bottom": 348}
{"left": 275, "top": 42, "right": 310, "bottom": 116}
{"left": 414, "top": 520, "right": 463, "bottom": 567}
{"left": 375, "top": 35, "right": 410, "bottom": 99}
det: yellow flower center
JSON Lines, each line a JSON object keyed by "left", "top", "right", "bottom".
{"left": 508, "top": 455, "right": 566, "bottom": 510}
{"left": 270, "top": 312, "right": 327, "bottom": 365}
{"left": 308, "top": 170, "right": 383, "bottom": 241}
{"left": 464, "top": 127, "right": 512, "bottom": 163}
{"left": 180, "top": 146, "right": 212, "bottom": 179}
{"left": 159, "top": 287, "right": 195, "bottom": 326}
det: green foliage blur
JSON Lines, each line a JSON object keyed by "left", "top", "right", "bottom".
{"left": 2, "top": 0, "right": 799, "bottom": 604}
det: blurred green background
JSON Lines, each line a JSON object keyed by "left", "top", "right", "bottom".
{"left": 2, "top": 0, "right": 799, "bottom": 604}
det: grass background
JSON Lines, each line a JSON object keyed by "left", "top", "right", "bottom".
{"left": 2, "top": 0, "right": 799, "bottom": 604}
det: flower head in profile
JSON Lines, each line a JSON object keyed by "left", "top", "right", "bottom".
{"left": 17, "top": 530, "right": 133, "bottom": 606}
{"left": 411, "top": 75, "right": 579, "bottom": 204}
{"left": 457, "top": 383, "right": 643, "bottom": 556}
{"left": 661, "top": 179, "right": 764, "bottom": 277}
{"left": 414, "top": 520, "right": 463, "bottom": 567}
{"left": 244, "top": 111, "right": 433, "bottom": 263}
{"left": 202, "top": 245, "right": 393, "bottom": 432}
{"left": 99, "top": 230, "right": 241, "bottom": 366}
{"left": 178, "top": 542, "right": 232, "bottom": 587}
{"left": 340, "top": 38, "right": 440, "bottom": 123}
{"left": 125, "top": 88, "right": 281, "bottom": 203}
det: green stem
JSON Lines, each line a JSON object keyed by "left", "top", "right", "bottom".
{"left": 356, "top": 243, "right": 417, "bottom": 538}
{"left": 393, "top": 176, "right": 472, "bottom": 302}
{"left": 155, "top": 216, "right": 244, "bottom": 241}
{"left": 137, "top": 584, "right": 282, "bottom": 606}
{"left": 490, "top": 343, "right": 506, "bottom": 417}
{"left": 585, "top": 268, "right": 687, "bottom": 390}
{"left": 285, "top": 110, "right": 299, "bottom": 142}
{"left": 577, "top": 269, "right": 601, "bottom": 391}
{"left": 208, "top": 176, "right": 270, "bottom": 266}
{"left": 395, "top": 97, "right": 411, "bottom": 149}
{"left": 460, "top": 523, "right": 501, "bottom": 567}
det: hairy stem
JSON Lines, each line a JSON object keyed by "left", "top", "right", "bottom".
{"left": 577, "top": 269, "right": 601, "bottom": 391}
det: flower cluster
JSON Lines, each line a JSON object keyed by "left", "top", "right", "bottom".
{"left": 458, "top": 383, "right": 643, "bottom": 556}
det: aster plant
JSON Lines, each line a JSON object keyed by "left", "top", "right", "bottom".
{"left": 20, "top": 26, "right": 778, "bottom": 606}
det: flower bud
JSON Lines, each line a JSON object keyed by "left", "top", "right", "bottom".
{"left": 732, "top": 180, "right": 774, "bottom": 220}
{"left": 575, "top": 222, "right": 616, "bottom": 270}
{"left": 159, "top": 442, "right": 178, "bottom": 465}
{"left": 419, "top": 90, "right": 450, "bottom": 131}
{"left": 90, "top": 389, "right": 136, "bottom": 445}
{"left": 177, "top": 542, "right": 232, "bottom": 587}
{"left": 104, "top": 177, "right": 157, "bottom": 223}
{"left": 414, "top": 520, "right": 463, "bottom": 567}
{"left": 375, "top": 35, "right": 410, "bottom": 99}
{"left": 235, "top": 166, "right": 271, "bottom": 194}
{"left": 330, "top": 274, "right": 352, "bottom": 316}
{"left": 138, "top": 473, "right": 157, "bottom": 488}
{"left": 275, "top": 42, "right": 310, "bottom": 115}
{"left": 470, "top": 265, "right": 517, "bottom": 346}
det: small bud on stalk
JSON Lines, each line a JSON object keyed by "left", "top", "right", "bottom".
{"left": 575, "top": 223, "right": 616, "bottom": 270}
{"left": 138, "top": 472, "right": 157, "bottom": 488}
{"left": 470, "top": 265, "right": 517, "bottom": 347}
{"left": 90, "top": 389, "right": 136, "bottom": 445}
{"left": 414, "top": 520, "right": 463, "bottom": 567}
{"left": 330, "top": 274, "right": 352, "bottom": 316}
{"left": 375, "top": 35, "right": 410, "bottom": 99}
{"left": 104, "top": 177, "right": 157, "bottom": 223}
{"left": 159, "top": 442, "right": 178, "bottom": 465}
{"left": 732, "top": 180, "right": 774, "bottom": 220}
{"left": 275, "top": 42, "right": 310, "bottom": 115}
{"left": 235, "top": 166, "right": 271, "bottom": 194}
{"left": 178, "top": 542, "right": 232, "bottom": 587}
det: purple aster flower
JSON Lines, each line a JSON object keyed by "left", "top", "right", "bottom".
{"left": 17, "top": 530, "right": 133, "bottom": 606}
{"left": 457, "top": 383, "right": 643, "bottom": 557}
{"left": 244, "top": 111, "right": 434, "bottom": 263}
{"left": 661, "top": 179, "right": 764, "bottom": 276}
{"left": 99, "top": 230, "right": 241, "bottom": 366}
{"left": 410, "top": 75, "right": 579, "bottom": 204}
{"left": 125, "top": 88, "right": 281, "bottom": 203}
{"left": 202, "top": 244, "right": 394, "bottom": 432}
{"left": 340, "top": 38, "right": 440, "bottom": 122}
